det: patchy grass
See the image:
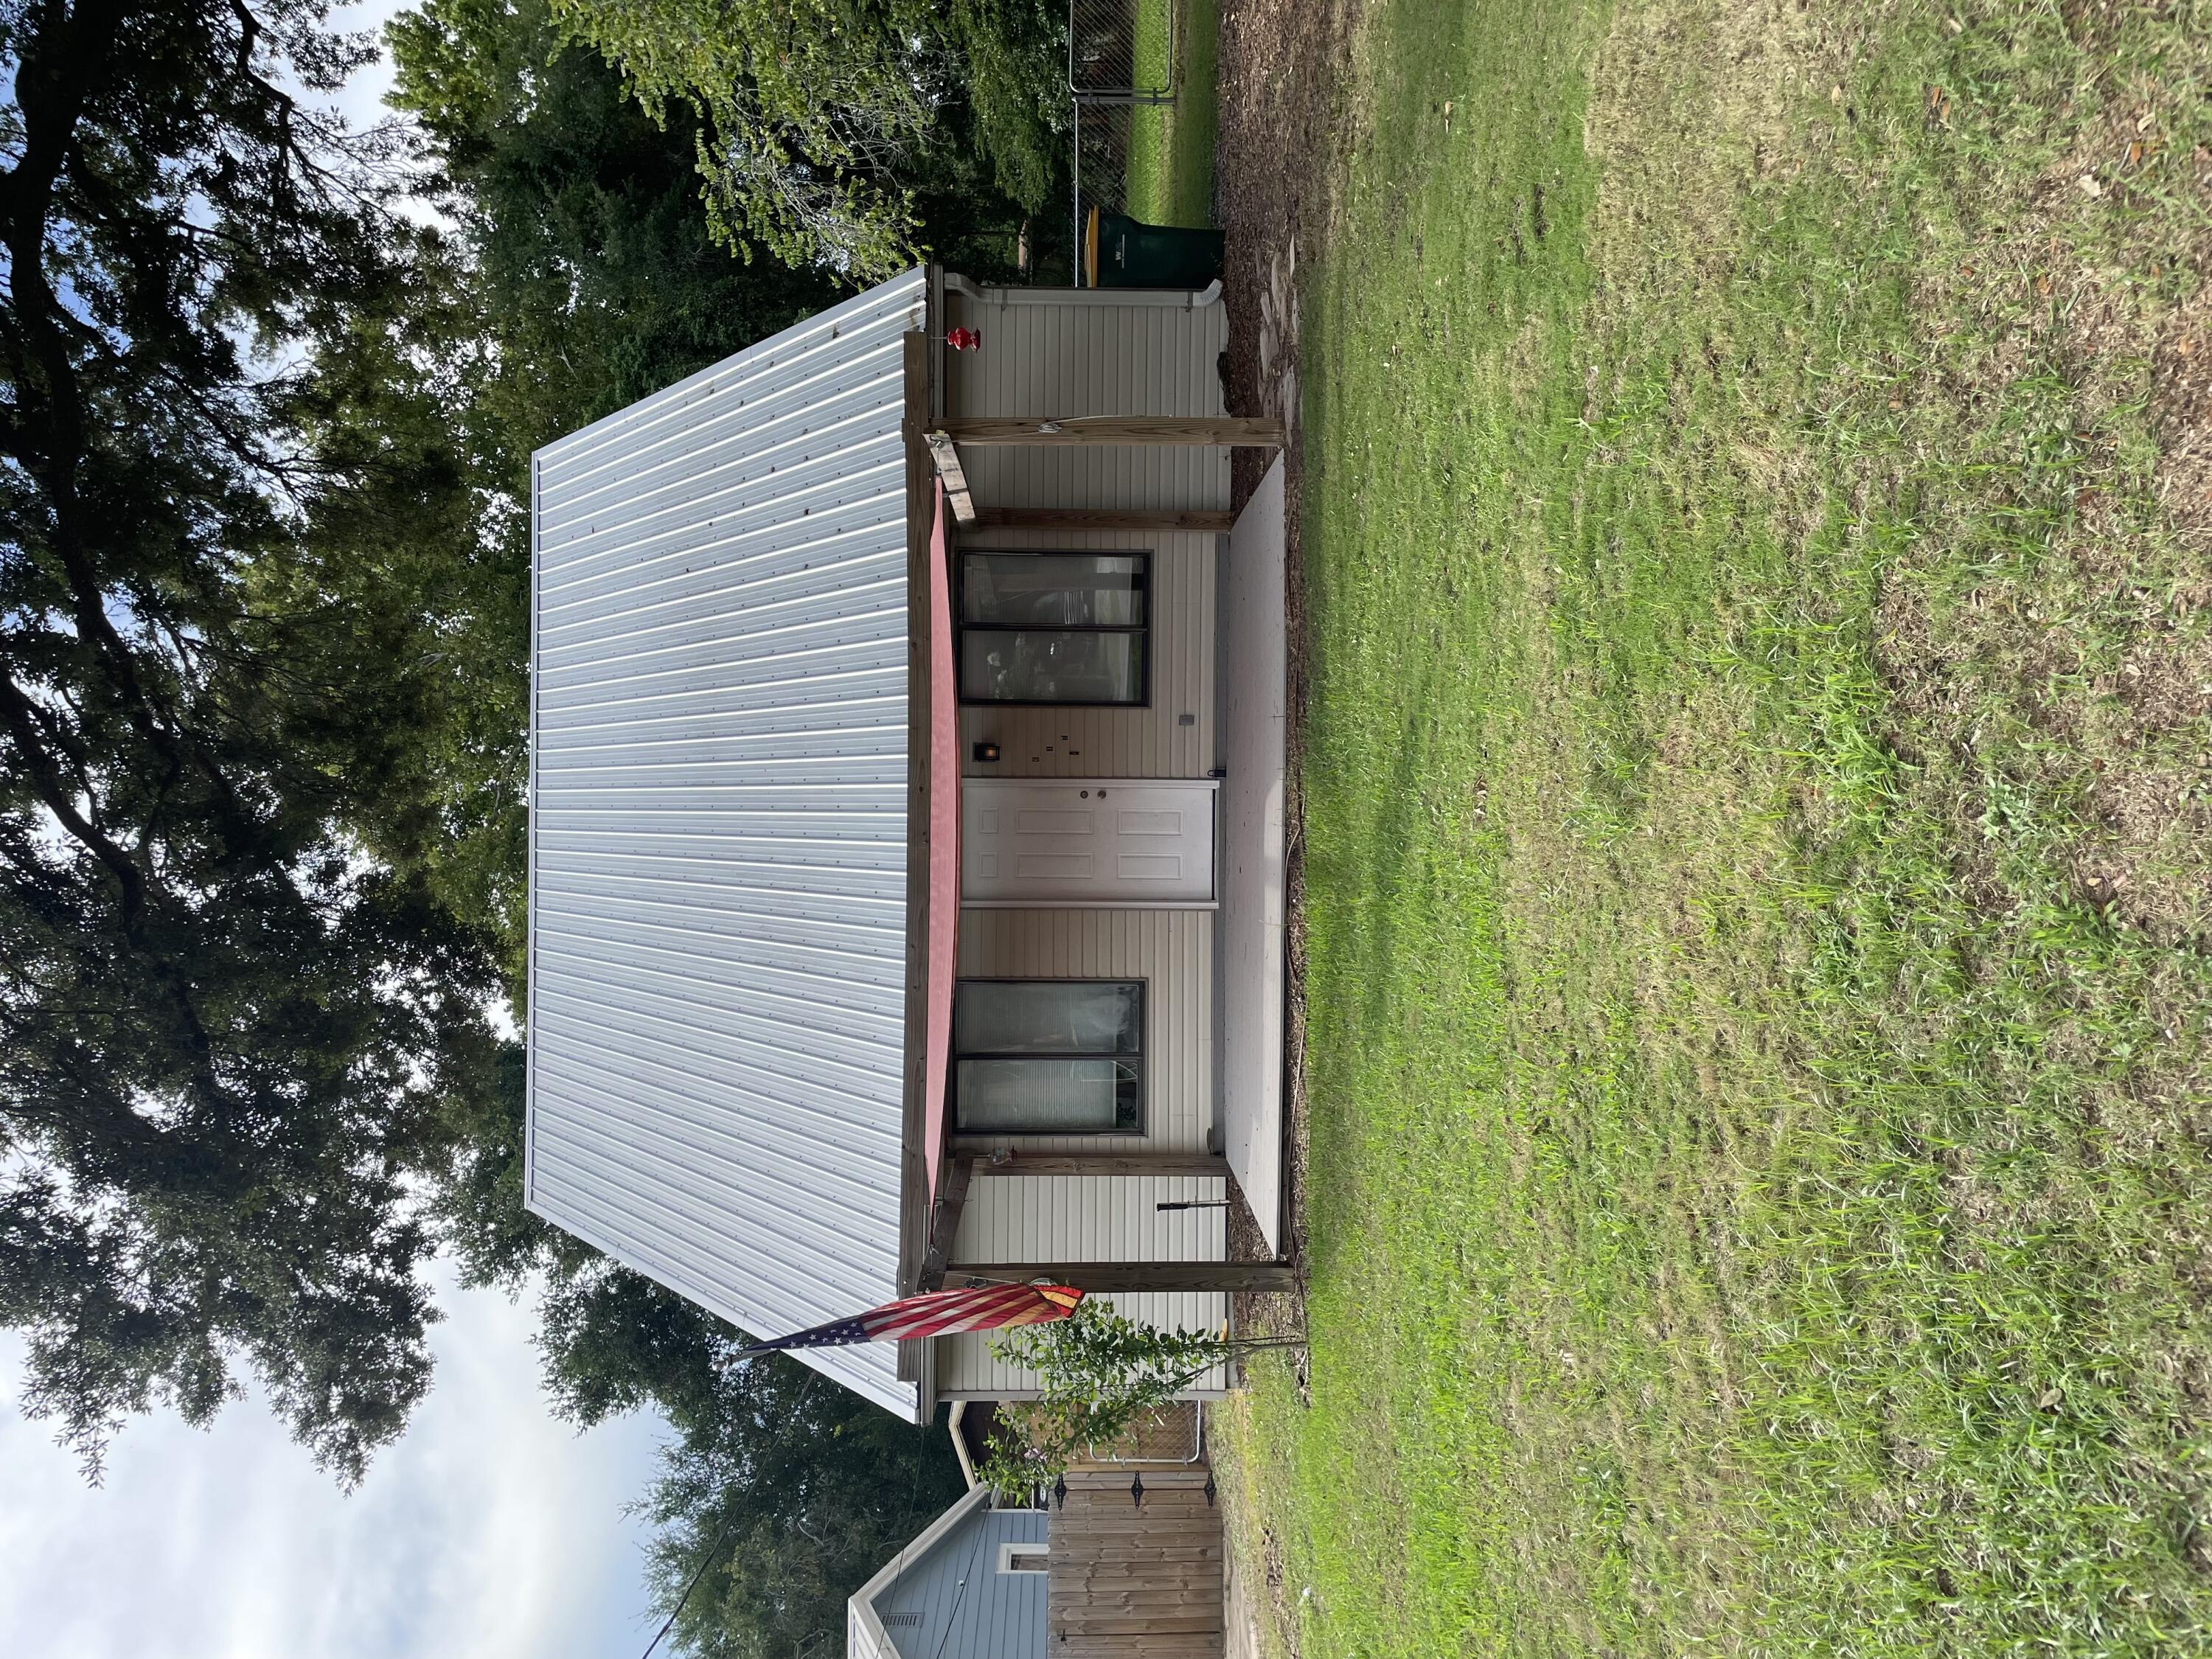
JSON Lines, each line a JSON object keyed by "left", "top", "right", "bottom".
{"left": 1124, "top": 0, "right": 1220, "bottom": 226}
{"left": 1218, "top": 0, "right": 2212, "bottom": 1653}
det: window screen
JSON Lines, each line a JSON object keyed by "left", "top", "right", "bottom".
{"left": 959, "top": 553, "right": 1149, "bottom": 705}
{"left": 953, "top": 981, "right": 1143, "bottom": 1134}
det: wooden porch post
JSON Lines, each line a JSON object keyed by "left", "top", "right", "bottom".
{"left": 915, "top": 1155, "right": 973, "bottom": 1290}
{"left": 962, "top": 1152, "right": 1231, "bottom": 1179}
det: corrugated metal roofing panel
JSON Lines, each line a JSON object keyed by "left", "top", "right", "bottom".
{"left": 527, "top": 269, "right": 927, "bottom": 1417}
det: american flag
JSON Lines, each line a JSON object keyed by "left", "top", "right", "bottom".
{"left": 730, "top": 1281, "right": 1085, "bottom": 1358}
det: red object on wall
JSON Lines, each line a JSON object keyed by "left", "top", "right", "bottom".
{"left": 922, "top": 484, "right": 958, "bottom": 1202}
{"left": 945, "top": 326, "right": 981, "bottom": 352}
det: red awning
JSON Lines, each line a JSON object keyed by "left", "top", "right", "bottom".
{"left": 922, "top": 484, "right": 958, "bottom": 1199}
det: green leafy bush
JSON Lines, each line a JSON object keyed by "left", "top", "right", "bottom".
{"left": 978, "top": 1301, "right": 1234, "bottom": 1498}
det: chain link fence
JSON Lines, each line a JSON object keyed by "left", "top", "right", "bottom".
{"left": 1069, "top": 0, "right": 1175, "bottom": 102}
{"left": 1074, "top": 100, "right": 1133, "bottom": 222}
{"left": 1069, "top": 0, "right": 1177, "bottom": 271}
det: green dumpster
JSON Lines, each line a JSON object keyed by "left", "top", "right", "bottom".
{"left": 1085, "top": 206, "right": 1225, "bottom": 290}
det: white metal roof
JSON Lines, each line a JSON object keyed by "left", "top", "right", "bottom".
{"left": 526, "top": 269, "right": 927, "bottom": 1416}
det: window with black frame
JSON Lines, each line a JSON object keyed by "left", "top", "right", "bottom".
{"left": 959, "top": 552, "right": 1149, "bottom": 705}
{"left": 953, "top": 980, "right": 1144, "bottom": 1134}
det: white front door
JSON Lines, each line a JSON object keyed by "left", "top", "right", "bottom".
{"left": 962, "top": 779, "right": 1217, "bottom": 906}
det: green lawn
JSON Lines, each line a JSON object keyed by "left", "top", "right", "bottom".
{"left": 1122, "top": 0, "right": 1218, "bottom": 226}
{"left": 1217, "top": 0, "right": 2212, "bottom": 1653}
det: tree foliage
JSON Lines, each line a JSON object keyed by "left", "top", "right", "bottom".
{"left": 550, "top": 0, "right": 1065, "bottom": 274}
{"left": 0, "top": 0, "right": 512, "bottom": 1481}
{"left": 391, "top": 0, "right": 847, "bottom": 451}
{"left": 0, "top": 1, "right": 1026, "bottom": 1639}
{"left": 529, "top": 1256, "right": 966, "bottom": 1659}
{"left": 642, "top": 1368, "right": 964, "bottom": 1659}
{"left": 978, "top": 1301, "right": 1232, "bottom": 1498}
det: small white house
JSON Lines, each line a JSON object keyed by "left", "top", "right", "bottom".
{"left": 524, "top": 268, "right": 1290, "bottom": 1418}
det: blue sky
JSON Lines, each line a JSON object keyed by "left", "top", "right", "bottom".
{"left": 0, "top": 10, "right": 671, "bottom": 1658}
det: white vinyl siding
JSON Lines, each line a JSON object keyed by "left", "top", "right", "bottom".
{"left": 946, "top": 285, "right": 1226, "bottom": 785}
{"left": 942, "top": 288, "right": 1229, "bottom": 515}
{"left": 945, "top": 1174, "right": 1225, "bottom": 1382}
{"left": 953, "top": 1175, "right": 1225, "bottom": 1264}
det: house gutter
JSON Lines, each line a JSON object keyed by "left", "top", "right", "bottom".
{"left": 943, "top": 272, "right": 1223, "bottom": 310}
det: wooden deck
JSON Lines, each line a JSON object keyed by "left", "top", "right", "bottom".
{"left": 1049, "top": 1470, "right": 1225, "bottom": 1657}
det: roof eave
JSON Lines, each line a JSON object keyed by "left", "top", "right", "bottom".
{"left": 896, "top": 291, "right": 937, "bottom": 1308}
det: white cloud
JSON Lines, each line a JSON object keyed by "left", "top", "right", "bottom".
{"left": 327, "top": 0, "right": 411, "bottom": 131}
{"left": 319, "top": 0, "right": 456, "bottom": 232}
{"left": 0, "top": 1265, "right": 669, "bottom": 1659}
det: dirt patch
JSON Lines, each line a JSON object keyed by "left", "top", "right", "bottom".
{"left": 1218, "top": 0, "right": 1353, "bottom": 504}
{"left": 1211, "top": 24, "right": 1346, "bottom": 1654}
{"left": 1256, "top": 1521, "right": 1300, "bottom": 1658}
{"left": 1217, "top": 0, "right": 1355, "bottom": 1349}
{"left": 1582, "top": 0, "right": 1829, "bottom": 289}
{"left": 2152, "top": 282, "right": 2212, "bottom": 540}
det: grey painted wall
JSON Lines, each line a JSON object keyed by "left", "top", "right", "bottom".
{"left": 871, "top": 1504, "right": 1048, "bottom": 1659}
